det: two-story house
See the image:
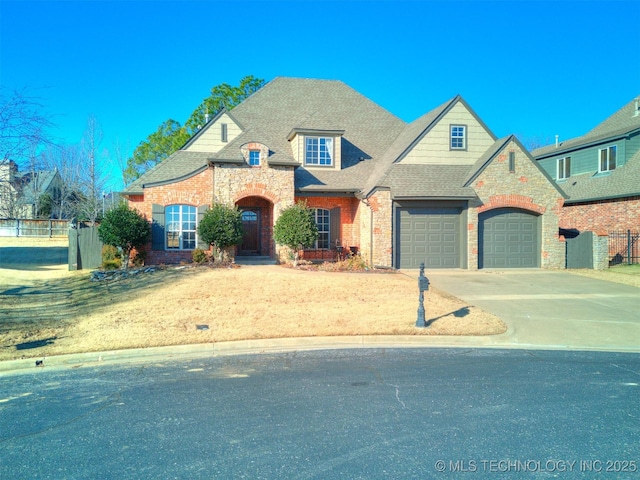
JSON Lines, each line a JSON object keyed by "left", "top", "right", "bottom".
{"left": 533, "top": 97, "right": 640, "bottom": 232}
{"left": 123, "top": 77, "right": 566, "bottom": 269}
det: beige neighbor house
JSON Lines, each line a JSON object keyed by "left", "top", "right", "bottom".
{"left": 123, "top": 77, "right": 566, "bottom": 269}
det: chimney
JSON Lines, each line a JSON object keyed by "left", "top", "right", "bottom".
{"left": 634, "top": 98, "right": 639, "bottom": 117}
{"left": 555, "top": 135, "right": 559, "bottom": 148}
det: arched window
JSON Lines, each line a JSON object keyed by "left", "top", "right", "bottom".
{"left": 166, "top": 205, "right": 196, "bottom": 250}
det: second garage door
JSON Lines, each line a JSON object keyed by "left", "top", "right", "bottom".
{"left": 479, "top": 208, "right": 540, "bottom": 268}
{"left": 397, "top": 206, "right": 463, "bottom": 268}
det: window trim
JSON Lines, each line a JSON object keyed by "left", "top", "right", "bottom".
{"left": 248, "top": 150, "right": 260, "bottom": 166}
{"left": 304, "top": 136, "right": 334, "bottom": 166}
{"left": 598, "top": 145, "right": 616, "bottom": 172}
{"left": 557, "top": 156, "right": 571, "bottom": 180}
{"left": 311, "top": 208, "right": 330, "bottom": 249}
{"left": 450, "top": 124, "right": 467, "bottom": 151}
{"left": 165, "top": 204, "right": 197, "bottom": 250}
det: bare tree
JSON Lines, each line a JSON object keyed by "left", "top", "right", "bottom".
{"left": 0, "top": 87, "right": 54, "bottom": 165}
{"left": 78, "top": 115, "right": 107, "bottom": 225}
{"left": 108, "top": 136, "right": 131, "bottom": 189}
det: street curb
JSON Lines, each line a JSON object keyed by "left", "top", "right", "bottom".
{"left": 2, "top": 334, "right": 639, "bottom": 376}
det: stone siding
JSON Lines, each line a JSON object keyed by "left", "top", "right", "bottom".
{"left": 367, "top": 190, "right": 393, "bottom": 268}
{"left": 469, "top": 140, "right": 565, "bottom": 269}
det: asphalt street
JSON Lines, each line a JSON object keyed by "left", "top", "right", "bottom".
{"left": 1, "top": 349, "right": 638, "bottom": 479}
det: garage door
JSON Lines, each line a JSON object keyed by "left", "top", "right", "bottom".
{"left": 479, "top": 209, "right": 539, "bottom": 268}
{"left": 397, "top": 207, "right": 462, "bottom": 268}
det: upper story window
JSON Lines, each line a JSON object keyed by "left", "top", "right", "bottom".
{"left": 221, "top": 123, "right": 228, "bottom": 143}
{"left": 450, "top": 125, "right": 466, "bottom": 150}
{"left": 305, "top": 137, "right": 333, "bottom": 166}
{"left": 166, "top": 205, "right": 196, "bottom": 250}
{"left": 599, "top": 146, "right": 616, "bottom": 172}
{"left": 249, "top": 150, "right": 260, "bottom": 166}
{"left": 557, "top": 156, "right": 571, "bottom": 180}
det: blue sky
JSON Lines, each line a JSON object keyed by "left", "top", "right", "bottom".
{"left": 1, "top": 0, "right": 639, "bottom": 191}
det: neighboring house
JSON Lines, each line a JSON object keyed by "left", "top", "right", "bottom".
{"left": 123, "top": 77, "right": 566, "bottom": 269}
{"left": 533, "top": 97, "right": 640, "bottom": 232}
{"left": 0, "top": 160, "right": 64, "bottom": 219}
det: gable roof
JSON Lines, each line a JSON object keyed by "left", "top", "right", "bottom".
{"left": 463, "top": 135, "right": 567, "bottom": 198}
{"left": 533, "top": 96, "right": 640, "bottom": 158}
{"left": 17, "top": 170, "right": 61, "bottom": 203}
{"left": 361, "top": 95, "right": 497, "bottom": 198}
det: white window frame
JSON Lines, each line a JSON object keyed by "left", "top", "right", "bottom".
{"left": 249, "top": 150, "right": 260, "bottom": 166}
{"left": 166, "top": 205, "right": 197, "bottom": 250}
{"left": 305, "top": 137, "right": 334, "bottom": 166}
{"left": 557, "top": 156, "right": 571, "bottom": 180}
{"left": 313, "top": 208, "right": 330, "bottom": 249}
{"left": 599, "top": 146, "right": 616, "bottom": 172}
{"left": 450, "top": 125, "right": 466, "bottom": 150}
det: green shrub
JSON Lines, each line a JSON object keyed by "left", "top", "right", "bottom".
{"left": 101, "top": 245, "right": 122, "bottom": 269}
{"left": 273, "top": 202, "right": 318, "bottom": 267}
{"left": 192, "top": 248, "right": 210, "bottom": 264}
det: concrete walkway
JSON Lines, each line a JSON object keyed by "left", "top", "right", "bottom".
{"left": 1, "top": 269, "right": 638, "bottom": 375}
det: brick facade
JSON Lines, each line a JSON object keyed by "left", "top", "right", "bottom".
{"left": 558, "top": 196, "right": 640, "bottom": 231}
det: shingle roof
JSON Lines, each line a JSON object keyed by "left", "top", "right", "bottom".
{"left": 558, "top": 149, "right": 640, "bottom": 203}
{"left": 533, "top": 96, "right": 640, "bottom": 158}
{"left": 382, "top": 164, "right": 477, "bottom": 199}
{"left": 125, "top": 151, "right": 211, "bottom": 194}
{"left": 531, "top": 96, "right": 640, "bottom": 202}
{"left": 125, "top": 77, "right": 407, "bottom": 194}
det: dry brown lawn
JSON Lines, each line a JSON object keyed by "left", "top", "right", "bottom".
{"left": 0, "top": 238, "right": 506, "bottom": 361}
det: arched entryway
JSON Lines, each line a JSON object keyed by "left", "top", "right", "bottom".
{"left": 236, "top": 196, "right": 274, "bottom": 257}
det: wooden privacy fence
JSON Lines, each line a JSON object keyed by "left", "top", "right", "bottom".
{"left": 0, "top": 219, "right": 69, "bottom": 237}
{"left": 609, "top": 230, "right": 640, "bottom": 266}
{"left": 68, "top": 226, "right": 104, "bottom": 271}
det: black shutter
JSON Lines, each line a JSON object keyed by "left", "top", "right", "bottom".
{"left": 330, "top": 207, "right": 341, "bottom": 247}
{"left": 197, "top": 205, "right": 209, "bottom": 249}
{"left": 151, "top": 204, "right": 165, "bottom": 251}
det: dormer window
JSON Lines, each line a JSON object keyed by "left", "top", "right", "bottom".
{"left": 305, "top": 137, "right": 334, "bottom": 166}
{"left": 599, "top": 146, "right": 616, "bottom": 172}
{"left": 557, "top": 156, "right": 571, "bottom": 180}
{"left": 450, "top": 125, "right": 466, "bottom": 150}
{"left": 249, "top": 150, "right": 260, "bottom": 166}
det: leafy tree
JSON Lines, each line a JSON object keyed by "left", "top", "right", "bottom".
{"left": 123, "top": 119, "right": 189, "bottom": 184}
{"left": 98, "top": 203, "right": 151, "bottom": 270}
{"left": 124, "top": 76, "right": 265, "bottom": 183}
{"left": 273, "top": 202, "right": 318, "bottom": 267}
{"left": 197, "top": 203, "right": 244, "bottom": 262}
{"left": 184, "top": 75, "right": 265, "bottom": 134}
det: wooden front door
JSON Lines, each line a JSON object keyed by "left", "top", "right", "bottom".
{"left": 239, "top": 209, "right": 260, "bottom": 255}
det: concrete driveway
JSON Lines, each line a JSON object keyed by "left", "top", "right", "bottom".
{"left": 418, "top": 269, "right": 640, "bottom": 352}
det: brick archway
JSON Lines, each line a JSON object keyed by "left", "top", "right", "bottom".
{"left": 233, "top": 183, "right": 280, "bottom": 204}
{"left": 477, "top": 194, "right": 546, "bottom": 215}
{"left": 235, "top": 195, "right": 275, "bottom": 257}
